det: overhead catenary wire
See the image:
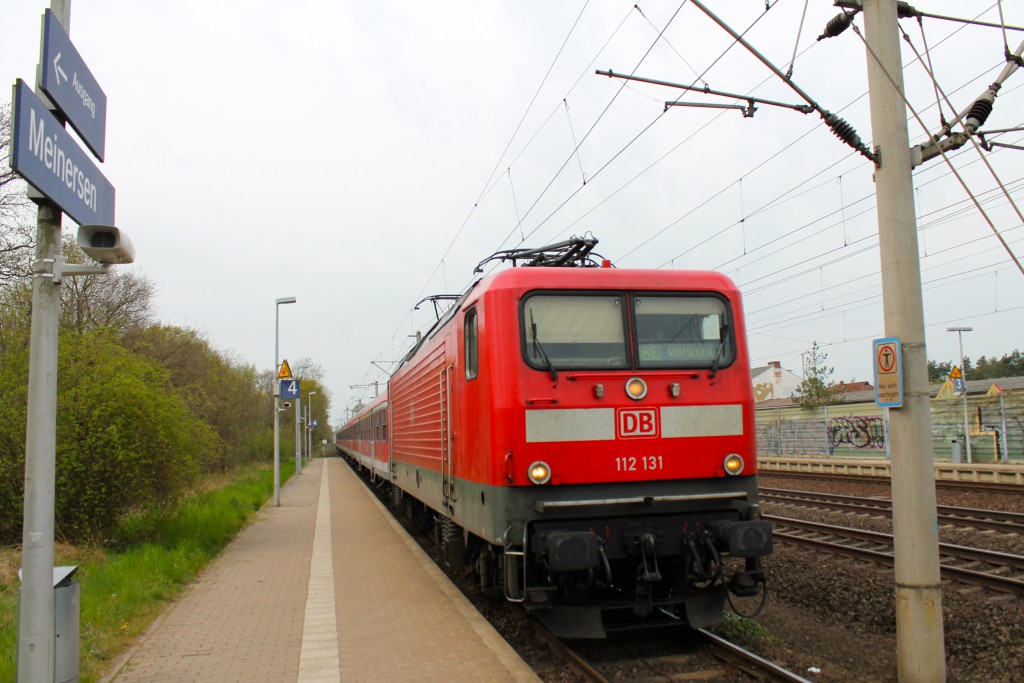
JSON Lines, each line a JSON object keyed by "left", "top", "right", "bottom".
{"left": 357, "top": 2, "right": 1024, "bottom": 394}
{"left": 689, "top": 0, "right": 876, "bottom": 163}
{"left": 643, "top": 7, "right": 1019, "bottom": 309}
{"left": 494, "top": 1, "right": 693, "bottom": 253}
{"left": 849, "top": 19, "right": 1024, "bottom": 277}
{"left": 515, "top": 2, "right": 791, "bottom": 256}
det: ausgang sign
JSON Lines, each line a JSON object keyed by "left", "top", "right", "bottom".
{"left": 39, "top": 9, "right": 107, "bottom": 160}
{"left": 10, "top": 79, "right": 115, "bottom": 226}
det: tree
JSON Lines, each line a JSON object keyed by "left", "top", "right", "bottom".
{"left": 123, "top": 325, "right": 269, "bottom": 472}
{"left": 58, "top": 237, "right": 157, "bottom": 333}
{"left": 972, "top": 351, "right": 1024, "bottom": 380}
{"left": 0, "top": 236, "right": 157, "bottom": 335}
{"left": 0, "top": 102, "right": 35, "bottom": 284}
{"left": 928, "top": 350, "right": 1024, "bottom": 383}
{"left": 793, "top": 341, "right": 844, "bottom": 409}
{"left": 0, "top": 326, "right": 219, "bottom": 542}
{"left": 928, "top": 359, "right": 954, "bottom": 384}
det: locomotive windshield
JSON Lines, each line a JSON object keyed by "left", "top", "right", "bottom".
{"left": 634, "top": 295, "right": 731, "bottom": 369}
{"left": 521, "top": 292, "right": 733, "bottom": 371}
{"left": 523, "top": 295, "right": 628, "bottom": 369}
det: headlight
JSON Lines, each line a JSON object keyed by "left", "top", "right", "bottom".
{"left": 723, "top": 453, "right": 745, "bottom": 476}
{"left": 625, "top": 377, "right": 647, "bottom": 400}
{"left": 528, "top": 461, "right": 552, "bottom": 485}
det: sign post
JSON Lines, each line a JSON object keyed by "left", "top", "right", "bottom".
{"left": 14, "top": 5, "right": 115, "bottom": 681}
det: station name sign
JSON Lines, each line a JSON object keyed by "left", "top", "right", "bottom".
{"left": 11, "top": 79, "right": 115, "bottom": 226}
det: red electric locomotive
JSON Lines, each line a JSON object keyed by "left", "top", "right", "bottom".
{"left": 336, "top": 238, "right": 772, "bottom": 637}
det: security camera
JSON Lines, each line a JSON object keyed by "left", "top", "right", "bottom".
{"left": 281, "top": 401, "right": 292, "bottom": 409}
{"left": 77, "top": 225, "right": 135, "bottom": 265}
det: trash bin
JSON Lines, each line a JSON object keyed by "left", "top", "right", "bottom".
{"left": 950, "top": 438, "right": 961, "bottom": 464}
{"left": 18, "top": 565, "right": 79, "bottom": 683}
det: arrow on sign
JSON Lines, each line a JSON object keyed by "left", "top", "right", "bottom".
{"left": 53, "top": 52, "right": 67, "bottom": 85}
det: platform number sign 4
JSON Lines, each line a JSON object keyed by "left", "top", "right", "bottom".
{"left": 280, "top": 379, "right": 300, "bottom": 399}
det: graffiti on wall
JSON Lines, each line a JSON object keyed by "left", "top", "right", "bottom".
{"left": 827, "top": 415, "right": 886, "bottom": 451}
{"left": 754, "top": 383, "right": 774, "bottom": 402}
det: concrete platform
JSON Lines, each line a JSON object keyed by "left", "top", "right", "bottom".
{"left": 102, "top": 457, "right": 539, "bottom": 682}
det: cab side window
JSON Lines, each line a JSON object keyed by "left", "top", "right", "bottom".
{"left": 465, "top": 308, "right": 479, "bottom": 380}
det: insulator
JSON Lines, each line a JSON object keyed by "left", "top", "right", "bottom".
{"left": 824, "top": 113, "right": 875, "bottom": 162}
{"left": 896, "top": 2, "right": 920, "bottom": 19}
{"left": 826, "top": 114, "right": 859, "bottom": 147}
{"left": 966, "top": 96, "right": 993, "bottom": 132}
{"left": 818, "top": 11, "right": 853, "bottom": 41}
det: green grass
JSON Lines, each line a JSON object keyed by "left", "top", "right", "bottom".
{"left": 1, "top": 460, "right": 296, "bottom": 682}
{"left": 710, "top": 611, "right": 779, "bottom": 645}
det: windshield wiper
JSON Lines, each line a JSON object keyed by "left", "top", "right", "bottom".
{"left": 709, "top": 323, "right": 729, "bottom": 379}
{"left": 530, "top": 311, "right": 558, "bottom": 383}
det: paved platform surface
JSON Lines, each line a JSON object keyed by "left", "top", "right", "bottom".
{"left": 103, "top": 457, "right": 539, "bottom": 682}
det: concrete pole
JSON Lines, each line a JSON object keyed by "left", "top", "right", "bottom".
{"left": 18, "top": 3, "right": 70, "bottom": 680}
{"left": 862, "top": 1, "right": 946, "bottom": 680}
{"left": 294, "top": 398, "right": 302, "bottom": 475}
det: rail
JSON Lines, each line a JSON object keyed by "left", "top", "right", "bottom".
{"left": 767, "top": 515, "right": 1024, "bottom": 594}
{"left": 759, "top": 456, "right": 1024, "bottom": 491}
{"left": 761, "top": 488, "right": 1024, "bottom": 534}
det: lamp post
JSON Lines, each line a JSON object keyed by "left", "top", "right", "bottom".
{"left": 294, "top": 396, "right": 302, "bottom": 476}
{"left": 274, "top": 296, "right": 296, "bottom": 506}
{"left": 947, "top": 326, "right": 973, "bottom": 464}
{"left": 307, "top": 391, "right": 318, "bottom": 465}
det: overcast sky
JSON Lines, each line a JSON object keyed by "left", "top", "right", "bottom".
{"left": 3, "top": 1, "right": 1022, "bottom": 426}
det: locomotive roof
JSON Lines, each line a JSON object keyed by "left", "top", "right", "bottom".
{"left": 398, "top": 265, "right": 740, "bottom": 368}
{"left": 469, "top": 265, "right": 741, "bottom": 298}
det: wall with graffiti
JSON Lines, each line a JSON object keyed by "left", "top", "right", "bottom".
{"left": 754, "top": 390, "right": 1024, "bottom": 461}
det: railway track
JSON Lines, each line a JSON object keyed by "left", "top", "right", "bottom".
{"left": 532, "top": 620, "right": 814, "bottom": 683}
{"left": 760, "top": 467, "right": 1023, "bottom": 494}
{"left": 761, "top": 487, "right": 1024, "bottom": 534}
{"left": 767, "top": 515, "right": 1024, "bottom": 594}
{"left": 349, "top": 457, "right": 810, "bottom": 682}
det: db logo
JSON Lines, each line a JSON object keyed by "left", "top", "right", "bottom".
{"left": 617, "top": 408, "right": 659, "bottom": 439}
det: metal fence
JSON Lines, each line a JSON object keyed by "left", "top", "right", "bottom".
{"left": 754, "top": 391, "right": 1023, "bottom": 462}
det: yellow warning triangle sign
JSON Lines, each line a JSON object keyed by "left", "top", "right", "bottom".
{"left": 949, "top": 365, "right": 962, "bottom": 379}
{"left": 278, "top": 359, "right": 293, "bottom": 379}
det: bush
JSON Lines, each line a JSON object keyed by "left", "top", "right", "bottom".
{"left": 54, "top": 331, "right": 219, "bottom": 540}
